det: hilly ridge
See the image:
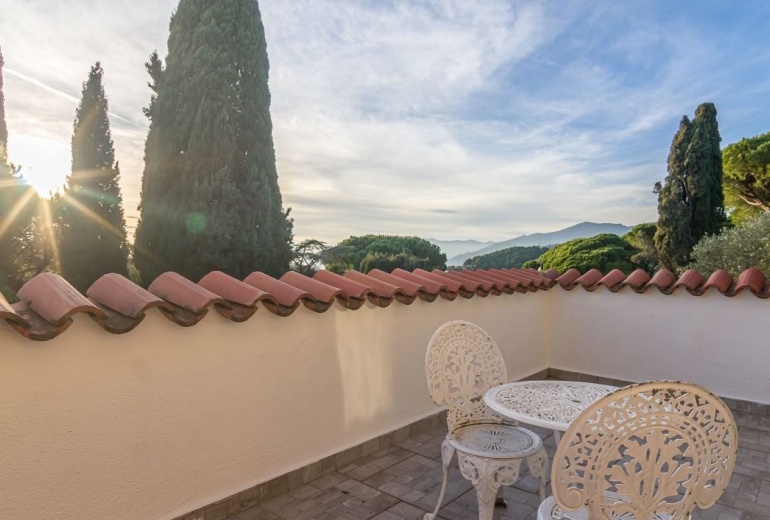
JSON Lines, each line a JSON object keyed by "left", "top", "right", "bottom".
{"left": 435, "top": 222, "right": 633, "bottom": 266}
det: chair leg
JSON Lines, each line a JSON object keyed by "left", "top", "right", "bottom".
{"left": 457, "top": 454, "right": 523, "bottom": 520}
{"left": 424, "top": 439, "right": 456, "bottom": 520}
{"left": 494, "top": 485, "right": 506, "bottom": 507}
{"left": 527, "top": 447, "right": 549, "bottom": 501}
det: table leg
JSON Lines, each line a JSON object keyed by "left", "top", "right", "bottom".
{"left": 553, "top": 429, "right": 561, "bottom": 445}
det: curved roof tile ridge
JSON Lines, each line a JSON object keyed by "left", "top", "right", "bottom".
{"left": 413, "top": 269, "right": 472, "bottom": 298}
{"left": 513, "top": 268, "right": 552, "bottom": 287}
{"left": 555, "top": 269, "right": 582, "bottom": 289}
{"left": 575, "top": 269, "right": 603, "bottom": 290}
{"left": 433, "top": 269, "right": 491, "bottom": 296}
{"left": 148, "top": 272, "right": 229, "bottom": 326}
{"left": 198, "top": 271, "right": 275, "bottom": 322}
{"left": 341, "top": 270, "right": 407, "bottom": 306}
{"left": 0, "top": 292, "right": 27, "bottom": 329}
{"left": 3, "top": 265, "right": 769, "bottom": 342}
{"left": 364, "top": 269, "right": 428, "bottom": 303}
{"left": 734, "top": 268, "right": 768, "bottom": 297}
{"left": 86, "top": 274, "right": 171, "bottom": 333}
{"left": 596, "top": 269, "right": 628, "bottom": 292}
{"left": 243, "top": 272, "right": 307, "bottom": 316}
{"left": 487, "top": 269, "right": 538, "bottom": 291}
{"left": 89, "top": 273, "right": 169, "bottom": 318}
{"left": 7, "top": 273, "right": 106, "bottom": 340}
{"left": 647, "top": 269, "right": 677, "bottom": 293}
{"left": 18, "top": 272, "right": 107, "bottom": 326}
{"left": 673, "top": 269, "right": 706, "bottom": 295}
{"left": 280, "top": 271, "right": 341, "bottom": 312}
{"left": 621, "top": 269, "right": 651, "bottom": 292}
{"left": 390, "top": 269, "right": 455, "bottom": 301}
{"left": 462, "top": 270, "right": 511, "bottom": 294}
{"left": 312, "top": 270, "right": 375, "bottom": 310}
{"left": 702, "top": 269, "right": 734, "bottom": 295}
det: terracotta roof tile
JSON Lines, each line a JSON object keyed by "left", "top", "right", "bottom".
{"left": 343, "top": 270, "right": 408, "bottom": 306}
{"left": 198, "top": 271, "right": 276, "bottom": 322}
{"left": 621, "top": 269, "right": 651, "bottom": 291}
{"left": 647, "top": 269, "right": 677, "bottom": 293}
{"left": 673, "top": 269, "right": 705, "bottom": 294}
{"left": 0, "top": 292, "right": 27, "bottom": 329}
{"left": 512, "top": 268, "right": 552, "bottom": 288}
{"left": 575, "top": 269, "right": 603, "bottom": 290}
{"left": 703, "top": 269, "right": 734, "bottom": 295}
{"left": 243, "top": 272, "right": 307, "bottom": 316}
{"left": 313, "top": 270, "right": 375, "bottom": 310}
{"left": 414, "top": 269, "right": 471, "bottom": 297}
{"left": 17, "top": 272, "right": 106, "bottom": 326}
{"left": 199, "top": 271, "right": 274, "bottom": 307}
{"left": 734, "top": 268, "right": 767, "bottom": 296}
{"left": 148, "top": 272, "right": 228, "bottom": 326}
{"left": 390, "top": 269, "right": 454, "bottom": 301}
{"left": 149, "top": 272, "right": 227, "bottom": 313}
{"left": 364, "top": 269, "right": 425, "bottom": 303}
{"left": 279, "top": 272, "right": 344, "bottom": 312}
{"left": 88, "top": 273, "right": 169, "bottom": 318}
{"left": 461, "top": 270, "right": 509, "bottom": 294}
{"left": 596, "top": 269, "right": 628, "bottom": 291}
{"left": 452, "top": 270, "right": 500, "bottom": 296}
{"left": 555, "top": 268, "right": 582, "bottom": 289}
{"left": 7, "top": 301, "right": 71, "bottom": 341}
{"left": 433, "top": 270, "right": 491, "bottom": 296}
{"left": 486, "top": 269, "right": 534, "bottom": 291}
{"left": 544, "top": 268, "right": 560, "bottom": 280}
{"left": 282, "top": 271, "right": 340, "bottom": 302}
{"left": 3, "top": 264, "right": 769, "bottom": 342}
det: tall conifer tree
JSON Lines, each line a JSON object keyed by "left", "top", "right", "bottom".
{"left": 0, "top": 47, "right": 36, "bottom": 297}
{"left": 134, "top": 0, "right": 293, "bottom": 284}
{"left": 655, "top": 103, "right": 726, "bottom": 271}
{"left": 59, "top": 63, "right": 129, "bottom": 292}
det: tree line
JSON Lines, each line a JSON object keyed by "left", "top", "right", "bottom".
{"left": 0, "top": 0, "right": 292, "bottom": 298}
{"left": 509, "top": 103, "right": 770, "bottom": 276}
{"left": 3, "top": 3, "right": 770, "bottom": 300}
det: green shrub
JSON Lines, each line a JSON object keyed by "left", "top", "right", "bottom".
{"left": 690, "top": 213, "right": 770, "bottom": 276}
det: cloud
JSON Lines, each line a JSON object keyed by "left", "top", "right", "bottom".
{"left": 2, "top": 0, "right": 769, "bottom": 245}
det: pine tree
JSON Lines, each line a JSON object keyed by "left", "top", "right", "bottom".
{"left": 0, "top": 46, "right": 36, "bottom": 297}
{"left": 654, "top": 103, "right": 726, "bottom": 272}
{"left": 58, "top": 63, "right": 129, "bottom": 292}
{"left": 134, "top": 0, "right": 293, "bottom": 284}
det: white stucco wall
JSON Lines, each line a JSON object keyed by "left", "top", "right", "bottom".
{"left": 0, "top": 292, "right": 548, "bottom": 520}
{"left": 549, "top": 287, "right": 770, "bottom": 404}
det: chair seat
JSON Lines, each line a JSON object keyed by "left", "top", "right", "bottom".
{"left": 537, "top": 495, "right": 676, "bottom": 520}
{"left": 448, "top": 423, "right": 542, "bottom": 459}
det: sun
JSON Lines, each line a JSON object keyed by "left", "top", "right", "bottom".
{"left": 8, "top": 135, "right": 70, "bottom": 198}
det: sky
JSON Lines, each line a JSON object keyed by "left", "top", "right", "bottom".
{"left": 2, "top": 1, "right": 770, "bottom": 244}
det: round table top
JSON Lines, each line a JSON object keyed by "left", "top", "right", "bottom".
{"left": 484, "top": 380, "right": 618, "bottom": 432}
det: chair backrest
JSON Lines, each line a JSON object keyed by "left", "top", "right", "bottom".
{"left": 425, "top": 320, "right": 508, "bottom": 431}
{"left": 551, "top": 381, "right": 738, "bottom": 519}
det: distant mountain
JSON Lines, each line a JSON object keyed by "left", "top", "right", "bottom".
{"left": 428, "top": 239, "right": 495, "bottom": 260}
{"left": 447, "top": 222, "right": 633, "bottom": 266}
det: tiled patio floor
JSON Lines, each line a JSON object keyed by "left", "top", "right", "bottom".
{"left": 228, "top": 411, "right": 770, "bottom": 520}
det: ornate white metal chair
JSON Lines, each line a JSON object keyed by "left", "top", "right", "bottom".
{"left": 425, "top": 320, "right": 548, "bottom": 520}
{"left": 538, "top": 381, "right": 738, "bottom": 520}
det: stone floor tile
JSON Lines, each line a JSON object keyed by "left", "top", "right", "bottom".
{"left": 233, "top": 505, "right": 286, "bottom": 520}
{"left": 227, "top": 410, "right": 770, "bottom": 520}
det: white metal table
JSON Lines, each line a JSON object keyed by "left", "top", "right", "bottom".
{"left": 484, "top": 380, "right": 618, "bottom": 444}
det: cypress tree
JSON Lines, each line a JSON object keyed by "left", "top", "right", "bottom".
{"left": 0, "top": 47, "right": 36, "bottom": 297}
{"left": 134, "top": 0, "right": 293, "bottom": 284}
{"left": 58, "top": 63, "right": 129, "bottom": 292}
{"left": 654, "top": 103, "right": 726, "bottom": 272}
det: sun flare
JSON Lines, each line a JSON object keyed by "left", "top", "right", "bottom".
{"left": 8, "top": 135, "right": 70, "bottom": 198}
